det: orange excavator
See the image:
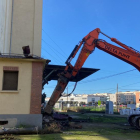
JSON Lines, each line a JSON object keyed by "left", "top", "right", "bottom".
{"left": 44, "top": 28, "right": 140, "bottom": 128}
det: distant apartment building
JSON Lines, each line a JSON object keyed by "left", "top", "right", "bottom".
{"left": 116, "top": 91, "right": 136, "bottom": 105}
{"left": 87, "top": 95, "right": 100, "bottom": 103}
{"left": 45, "top": 91, "right": 140, "bottom": 108}
{"left": 93, "top": 93, "right": 109, "bottom": 96}
{"left": 100, "top": 96, "right": 108, "bottom": 102}
{"left": 45, "top": 93, "right": 109, "bottom": 105}
{"left": 58, "top": 93, "right": 109, "bottom": 104}
{"left": 45, "top": 94, "right": 88, "bottom": 104}
{"left": 59, "top": 94, "right": 88, "bottom": 104}
{"left": 108, "top": 94, "right": 116, "bottom": 103}
{"left": 134, "top": 91, "right": 140, "bottom": 107}
{"left": 92, "top": 93, "right": 112, "bottom": 103}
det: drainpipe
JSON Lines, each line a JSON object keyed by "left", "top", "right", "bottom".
{"left": 9, "top": 0, "right": 14, "bottom": 55}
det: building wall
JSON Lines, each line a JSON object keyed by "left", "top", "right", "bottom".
{"left": 46, "top": 94, "right": 109, "bottom": 105}
{"left": 0, "top": 0, "right": 12, "bottom": 53}
{"left": 93, "top": 93, "right": 109, "bottom": 96}
{"left": 58, "top": 94, "right": 88, "bottom": 104}
{"left": 0, "top": 59, "right": 32, "bottom": 114}
{"left": 0, "top": 0, "right": 42, "bottom": 56}
{"left": 100, "top": 96, "right": 107, "bottom": 102}
{"left": 30, "top": 62, "right": 43, "bottom": 114}
{"left": 0, "top": 114, "right": 42, "bottom": 130}
{"left": 116, "top": 91, "right": 136, "bottom": 104}
{"left": 87, "top": 96, "right": 100, "bottom": 103}
{"left": 108, "top": 94, "right": 116, "bottom": 103}
{"left": 135, "top": 91, "right": 140, "bottom": 107}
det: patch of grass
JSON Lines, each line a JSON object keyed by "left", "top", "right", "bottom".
{"left": 70, "top": 113, "right": 127, "bottom": 124}
{"left": 91, "top": 116, "right": 127, "bottom": 123}
{"left": 65, "top": 106, "right": 121, "bottom": 115}
{"left": 16, "top": 128, "right": 140, "bottom": 140}
{"left": 90, "top": 107, "right": 106, "bottom": 112}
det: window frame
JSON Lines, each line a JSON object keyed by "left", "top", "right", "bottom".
{"left": 2, "top": 66, "right": 19, "bottom": 91}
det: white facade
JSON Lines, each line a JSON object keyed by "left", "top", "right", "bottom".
{"left": 87, "top": 95, "right": 100, "bottom": 103}
{"left": 45, "top": 94, "right": 88, "bottom": 104}
{"left": 46, "top": 93, "right": 108, "bottom": 105}
{"left": 108, "top": 94, "right": 116, "bottom": 103}
{"left": 0, "top": 0, "right": 12, "bottom": 53}
{"left": 100, "top": 96, "right": 108, "bottom": 102}
{"left": 59, "top": 94, "right": 88, "bottom": 104}
{"left": 93, "top": 93, "right": 109, "bottom": 96}
{"left": 0, "top": 0, "right": 42, "bottom": 56}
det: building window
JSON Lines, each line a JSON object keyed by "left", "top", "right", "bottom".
{"left": 3, "top": 71, "right": 18, "bottom": 90}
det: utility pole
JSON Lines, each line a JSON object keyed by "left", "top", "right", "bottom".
{"left": 116, "top": 84, "right": 118, "bottom": 112}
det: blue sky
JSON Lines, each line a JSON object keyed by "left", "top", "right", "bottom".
{"left": 41, "top": 0, "right": 140, "bottom": 97}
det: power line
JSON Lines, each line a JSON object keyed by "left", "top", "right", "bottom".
{"left": 42, "top": 29, "right": 68, "bottom": 59}
{"left": 119, "top": 88, "right": 140, "bottom": 90}
{"left": 73, "top": 87, "right": 115, "bottom": 92}
{"left": 119, "top": 81, "right": 140, "bottom": 88}
{"left": 107, "top": 82, "right": 140, "bottom": 93}
{"left": 79, "top": 69, "right": 136, "bottom": 84}
{"left": 43, "top": 69, "right": 138, "bottom": 93}
{"left": 45, "top": 68, "right": 138, "bottom": 89}
{"left": 42, "top": 39, "right": 64, "bottom": 64}
{"left": 44, "top": 69, "right": 137, "bottom": 89}
{"left": 41, "top": 47, "right": 62, "bottom": 64}
{"left": 106, "top": 89, "right": 117, "bottom": 93}
{"left": 65, "top": 69, "right": 138, "bottom": 93}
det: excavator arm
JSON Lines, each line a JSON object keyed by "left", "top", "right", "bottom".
{"left": 44, "top": 28, "right": 140, "bottom": 114}
{"left": 96, "top": 36, "right": 140, "bottom": 72}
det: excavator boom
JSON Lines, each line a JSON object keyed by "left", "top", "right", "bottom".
{"left": 44, "top": 28, "right": 140, "bottom": 115}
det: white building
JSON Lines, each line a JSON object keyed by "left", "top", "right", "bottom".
{"left": 59, "top": 94, "right": 88, "bottom": 104}
{"left": 45, "top": 91, "right": 137, "bottom": 108}
{"left": 108, "top": 94, "right": 116, "bottom": 103}
{"left": 93, "top": 93, "right": 109, "bottom": 96}
{"left": 46, "top": 93, "right": 109, "bottom": 106}
{"left": 87, "top": 95, "right": 100, "bottom": 103}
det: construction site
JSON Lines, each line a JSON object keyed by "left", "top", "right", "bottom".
{"left": 0, "top": 0, "right": 140, "bottom": 140}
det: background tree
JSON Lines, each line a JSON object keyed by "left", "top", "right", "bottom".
{"left": 79, "top": 102, "right": 85, "bottom": 106}
{"left": 88, "top": 102, "right": 92, "bottom": 106}
{"left": 101, "top": 101, "right": 105, "bottom": 105}
{"left": 70, "top": 101, "right": 74, "bottom": 105}
{"left": 41, "top": 93, "right": 46, "bottom": 104}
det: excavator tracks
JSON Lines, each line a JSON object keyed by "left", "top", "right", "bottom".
{"left": 128, "top": 114, "right": 140, "bottom": 129}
